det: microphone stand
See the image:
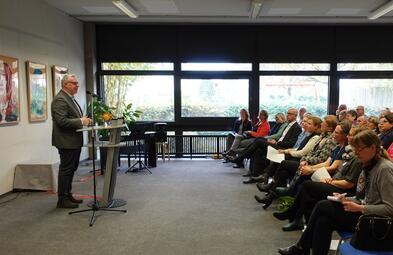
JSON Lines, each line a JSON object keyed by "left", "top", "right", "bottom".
{"left": 69, "top": 93, "right": 127, "bottom": 227}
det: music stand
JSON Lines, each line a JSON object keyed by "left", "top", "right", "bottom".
{"left": 126, "top": 122, "right": 152, "bottom": 174}
{"left": 69, "top": 117, "right": 127, "bottom": 227}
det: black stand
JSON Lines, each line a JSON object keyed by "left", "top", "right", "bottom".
{"left": 126, "top": 137, "right": 152, "bottom": 174}
{"left": 69, "top": 98, "right": 126, "bottom": 227}
{"left": 125, "top": 124, "right": 152, "bottom": 174}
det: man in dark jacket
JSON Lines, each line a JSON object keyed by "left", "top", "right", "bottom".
{"left": 52, "top": 74, "right": 91, "bottom": 208}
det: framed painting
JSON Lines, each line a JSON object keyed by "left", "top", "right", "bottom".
{"left": 0, "top": 55, "right": 19, "bottom": 125}
{"left": 52, "top": 65, "right": 68, "bottom": 97}
{"left": 26, "top": 61, "right": 47, "bottom": 122}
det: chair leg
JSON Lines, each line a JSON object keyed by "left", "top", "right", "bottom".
{"left": 162, "top": 143, "right": 165, "bottom": 162}
{"left": 166, "top": 142, "right": 170, "bottom": 161}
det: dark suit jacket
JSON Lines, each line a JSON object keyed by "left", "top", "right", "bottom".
{"left": 51, "top": 90, "right": 83, "bottom": 149}
{"left": 275, "top": 121, "right": 302, "bottom": 149}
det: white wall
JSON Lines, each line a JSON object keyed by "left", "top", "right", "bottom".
{"left": 0, "top": 0, "right": 87, "bottom": 195}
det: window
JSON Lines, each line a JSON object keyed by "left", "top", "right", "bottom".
{"left": 102, "top": 62, "right": 173, "bottom": 71}
{"left": 339, "top": 79, "right": 393, "bottom": 116}
{"left": 181, "top": 63, "right": 252, "bottom": 71}
{"left": 181, "top": 79, "right": 249, "bottom": 117}
{"left": 260, "top": 63, "right": 330, "bottom": 71}
{"left": 103, "top": 75, "right": 174, "bottom": 121}
{"left": 337, "top": 63, "right": 393, "bottom": 71}
{"left": 259, "top": 76, "right": 328, "bottom": 119}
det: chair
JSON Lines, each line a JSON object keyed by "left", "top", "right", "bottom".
{"left": 335, "top": 231, "right": 353, "bottom": 255}
{"left": 154, "top": 122, "right": 170, "bottom": 162}
{"left": 339, "top": 242, "right": 393, "bottom": 255}
{"left": 156, "top": 141, "right": 170, "bottom": 162}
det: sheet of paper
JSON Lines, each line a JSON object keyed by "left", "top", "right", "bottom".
{"left": 267, "top": 146, "right": 285, "bottom": 163}
{"left": 311, "top": 167, "right": 331, "bottom": 182}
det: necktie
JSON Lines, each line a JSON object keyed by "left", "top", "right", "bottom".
{"left": 72, "top": 97, "right": 83, "bottom": 117}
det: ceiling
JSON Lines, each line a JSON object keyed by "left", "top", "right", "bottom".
{"left": 44, "top": 0, "right": 393, "bottom": 24}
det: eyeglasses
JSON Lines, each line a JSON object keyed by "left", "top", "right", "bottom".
{"left": 353, "top": 146, "right": 369, "bottom": 154}
{"left": 67, "top": 81, "right": 79, "bottom": 85}
{"left": 287, "top": 112, "right": 296, "bottom": 115}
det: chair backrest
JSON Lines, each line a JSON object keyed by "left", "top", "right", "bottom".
{"left": 154, "top": 122, "right": 167, "bottom": 142}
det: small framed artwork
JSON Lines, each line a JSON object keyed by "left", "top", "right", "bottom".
{"left": 26, "top": 61, "right": 47, "bottom": 122}
{"left": 52, "top": 65, "right": 68, "bottom": 97}
{"left": 0, "top": 55, "right": 20, "bottom": 125}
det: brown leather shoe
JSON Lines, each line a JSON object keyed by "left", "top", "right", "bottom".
{"left": 68, "top": 194, "right": 83, "bottom": 204}
{"left": 57, "top": 198, "right": 79, "bottom": 209}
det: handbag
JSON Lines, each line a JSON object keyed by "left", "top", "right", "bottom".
{"left": 350, "top": 214, "right": 393, "bottom": 251}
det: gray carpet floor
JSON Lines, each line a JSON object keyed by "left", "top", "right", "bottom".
{"left": 0, "top": 160, "right": 312, "bottom": 255}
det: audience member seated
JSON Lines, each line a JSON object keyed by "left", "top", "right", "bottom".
{"left": 336, "top": 104, "right": 347, "bottom": 119}
{"left": 273, "top": 125, "right": 367, "bottom": 232}
{"left": 356, "top": 115, "right": 367, "bottom": 127}
{"left": 379, "top": 108, "right": 391, "bottom": 119}
{"left": 269, "top": 113, "right": 287, "bottom": 136}
{"left": 223, "top": 108, "right": 252, "bottom": 156}
{"left": 253, "top": 116, "right": 322, "bottom": 208}
{"left": 356, "top": 105, "right": 365, "bottom": 117}
{"left": 379, "top": 112, "right": 393, "bottom": 150}
{"left": 278, "top": 130, "right": 393, "bottom": 255}
{"left": 346, "top": 109, "right": 358, "bottom": 125}
{"left": 338, "top": 110, "right": 347, "bottom": 122}
{"left": 224, "top": 110, "right": 269, "bottom": 158}
{"left": 367, "top": 115, "right": 380, "bottom": 133}
{"left": 227, "top": 108, "right": 301, "bottom": 180}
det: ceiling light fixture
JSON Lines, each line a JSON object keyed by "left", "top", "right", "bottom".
{"left": 112, "top": 0, "right": 138, "bottom": 18}
{"left": 368, "top": 0, "right": 393, "bottom": 20}
{"left": 250, "top": 0, "right": 264, "bottom": 19}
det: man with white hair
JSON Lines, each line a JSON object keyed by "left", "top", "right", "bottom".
{"left": 51, "top": 74, "right": 91, "bottom": 208}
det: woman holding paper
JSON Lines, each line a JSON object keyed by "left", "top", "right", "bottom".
{"left": 254, "top": 116, "right": 322, "bottom": 209}
{"left": 277, "top": 130, "right": 393, "bottom": 255}
{"left": 273, "top": 126, "right": 366, "bottom": 232}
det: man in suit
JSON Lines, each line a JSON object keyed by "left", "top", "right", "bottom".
{"left": 52, "top": 74, "right": 91, "bottom": 208}
{"left": 228, "top": 108, "right": 302, "bottom": 183}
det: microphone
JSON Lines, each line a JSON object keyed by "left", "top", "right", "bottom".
{"left": 86, "top": 90, "right": 100, "bottom": 99}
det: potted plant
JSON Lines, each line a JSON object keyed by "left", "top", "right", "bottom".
{"left": 88, "top": 99, "right": 142, "bottom": 172}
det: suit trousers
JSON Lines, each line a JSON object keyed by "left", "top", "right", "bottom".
{"left": 298, "top": 200, "right": 360, "bottom": 255}
{"left": 273, "top": 160, "right": 300, "bottom": 187}
{"left": 249, "top": 148, "right": 270, "bottom": 177}
{"left": 58, "top": 148, "right": 81, "bottom": 199}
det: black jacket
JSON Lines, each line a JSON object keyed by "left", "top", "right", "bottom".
{"left": 233, "top": 119, "right": 252, "bottom": 134}
{"left": 275, "top": 122, "right": 302, "bottom": 149}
